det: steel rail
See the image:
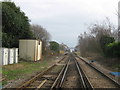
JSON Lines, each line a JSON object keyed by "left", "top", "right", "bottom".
{"left": 59, "top": 58, "right": 70, "bottom": 88}
{"left": 16, "top": 56, "right": 67, "bottom": 90}
{"left": 74, "top": 56, "right": 94, "bottom": 89}
{"left": 50, "top": 64, "right": 66, "bottom": 90}
{"left": 74, "top": 58, "right": 86, "bottom": 88}
{"left": 77, "top": 55, "right": 120, "bottom": 88}
{"left": 51, "top": 55, "right": 93, "bottom": 89}
{"left": 50, "top": 57, "right": 70, "bottom": 89}
{"left": 17, "top": 64, "right": 56, "bottom": 90}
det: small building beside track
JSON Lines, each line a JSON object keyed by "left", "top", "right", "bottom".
{"left": 19, "top": 39, "right": 42, "bottom": 61}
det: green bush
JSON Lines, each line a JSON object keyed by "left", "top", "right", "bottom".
{"left": 99, "top": 35, "right": 115, "bottom": 54}
{"left": 105, "top": 42, "right": 120, "bottom": 57}
{"left": 50, "top": 41, "right": 60, "bottom": 54}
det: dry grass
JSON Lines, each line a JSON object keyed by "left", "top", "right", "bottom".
{"left": 2, "top": 56, "right": 60, "bottom": 86}
{"left": 96, "top": 57, "right": 120, "bottom": 72}
{"left": 2, "top": 64, "right": 24, "bottom": 70}
{"left": 84, "top": 52, "right": 120, "bottom": 72}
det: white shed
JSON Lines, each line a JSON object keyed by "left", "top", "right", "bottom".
{"left": 19, "top": 39, "right": 42, "bottom": 61}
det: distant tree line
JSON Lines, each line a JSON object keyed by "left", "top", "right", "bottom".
{"left": 78, "top": 18, "right": 120, "bottom": 58}
{"left": 2, "top": 1, "right": 67, "bottom": 56}
{"left": 50, "top": 41, "right": 60, "bottom": 54}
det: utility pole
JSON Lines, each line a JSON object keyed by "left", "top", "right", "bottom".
{"left": 118, "top": 1, "right": 120, "bottom": 41}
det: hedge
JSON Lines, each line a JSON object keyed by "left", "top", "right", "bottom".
{"left": 105, "top": 42, "right": 120, "bottom": 57}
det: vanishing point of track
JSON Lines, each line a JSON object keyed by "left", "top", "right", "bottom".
{"left": 17, "top": 53, "right": 120, "bottom": 89}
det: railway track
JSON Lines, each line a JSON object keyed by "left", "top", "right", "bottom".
{"left": 17, "top": 55, "right": 68, "bottom": 90}
{"left": 16, "top": 53, "right": 120, "bottom": 89}
{"left": 17, "top": 54, "right": 93, "bottom": 89}
{"left": 75, "top": 54, "right": 120, "bottom": 88}
{"left": 50, "top": 54, "right": 93, "bottom": 89}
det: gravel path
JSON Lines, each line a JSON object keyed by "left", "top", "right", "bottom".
{"left": 62, "top": 58, "right": 80, "bottom": 88}
{"left": 3, "top": 56, "right": 65, "bottom": 88}
{"left": 76, "top": 57, "right": 118, "bottom": 88}
{"left": 81, "top": 57, "right": 120, "bottom": 83}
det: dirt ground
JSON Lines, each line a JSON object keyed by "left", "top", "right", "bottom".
{"left": 87, "top": 57, "right": 120, "bottom": 83}
{"left": 2, "top": 55, "right": 64, "bottom": 88}
{"left": 41, "top": 58, "right": 68, "bottom": 89}
{"left": 86, "top": 56, "right": 120, "bottom": 72}
{"left": 76, "top": 57, "right": 118, "bottom": 88}
{"left": 62, "top": 58, "right": 81, "bottom": 88}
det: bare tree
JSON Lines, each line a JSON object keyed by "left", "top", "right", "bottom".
{"left": 31, "top": 24, "right": 51, "bottom": 41}
{"left": 78, "top": 18, "right": 116, "bottom": 57}
{"left": 78, "top": 32, "right": 102, "bottom": 57}
{"left": 31, "top": 24, "right": 51, "bottom": 55}
{"left": 88, "top": 18, "right": 116, "bottom": 41}
{"left": 115, "top": 2, "right": 120, "bottom": 41}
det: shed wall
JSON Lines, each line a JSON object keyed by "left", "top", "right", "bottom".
{"left": 19, "top": 40, "right": 42, "bottom": 61}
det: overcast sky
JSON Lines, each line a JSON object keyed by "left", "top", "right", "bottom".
{"left": 5, "top": 0, "right": 120, "bottom": 47}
